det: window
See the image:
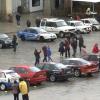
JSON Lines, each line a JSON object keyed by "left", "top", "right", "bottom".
{"left": 85, "top": 20, "right": 90, "bottom": 23}
{"left": 46, "top": 22, "right": 57, "bottom": 27}
{"left": 0, "top": 72, "right": 5, "bottom": 78}
{"left": 16, "top": 68, "right": 28, "bottom": 74}
{"left": 29, "top": 29, "right": 37, "bottom": 34}
{"left": 32, "top": 0, "right": 40, "bottom": 7}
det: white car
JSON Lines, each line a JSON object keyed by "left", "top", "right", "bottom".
{"left": 0, "top": 69, "right": 20, "bottom": 90}
{"left": 81, "top": 18, "right": 100, "bottom": 31}
{"left": 67, "top": 20, "right": 92, "bottom": 34}
{"left": 17, "top": 27, "right": 57, "bottom": 41}
{"left": 40, "top": 18, "right": 76, "bottom": 38}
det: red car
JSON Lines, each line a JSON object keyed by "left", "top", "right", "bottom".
{"left": 62, "top": 58, "right": 99, "bottom": 77}
{"left": 9, "top": 65, "right": 47, "bottom": 85}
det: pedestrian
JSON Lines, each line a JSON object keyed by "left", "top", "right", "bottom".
{"left": 12, "top": 80, "right": 19, "bottom": 100}
{"left": 16, "top": 12, "right": 21, "bottom": 25}
{"left": 34, "top": 48, "right": 41, "bottom": 66}
{"left": 92, "top": 43, "right": 100, "bottom": 54}
{"left": 70, "top": 36, "right": 77, "bottom": 57}
{"left": 78, "top": 34, "right": 84, "bottom": 53}
{"left": 58, "top": 41, "right": 65, "bottom": 57}
{"left": 12, "top": 35, "right": 18, "bottom": 52}
{"left": 26, "top": 19, "right": 31, "bottom": 27}
{"left": 64, "top": 39, "right": 70, "bottom": 58}
{"left": 42, "top": 45, "right": 48, "bottom": 62}
{"left": 35, "top": 17, "right": 41, "bottom": 27}
{"left": 47, "top": 45, "right": 53, "bottom": 62}
{"left": 19, "top": 78, "right": 29, "bottom": 100}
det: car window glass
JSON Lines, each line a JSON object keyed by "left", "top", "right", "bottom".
{"left": 49, "top": 64, "right": 58, "bottom": 70}
{"left": 0, "top": 72, "right": 5, "bottom": 78}
{"left": 62, "top": 60, "right": 70, "bottom": 65}
{"left": 85, "top": 20, "right": 90, "bottom": 23}
{"left": 70, "top": 60, "right": 80, "bottom": 65}
{"left": 29, "top": 29, "right": 37, "bottom": 34}
{"left": 16, "top": 68, "right": 28, "bottom": 74}
{"left": 43, "top": 64, "right": 50, "bottom": 70}
{"left": 24, "top": 29, "right": 28, "bottom": 32}
{"left": 89, "top": 55, "right": 98, "bottom": 61}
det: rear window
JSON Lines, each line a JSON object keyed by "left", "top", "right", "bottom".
{"left": 29, "top": 67, "right": 40, "bottom": 72}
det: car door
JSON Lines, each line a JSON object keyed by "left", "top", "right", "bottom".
{"left": 25, "top": 29, "right": 38, "bottom": 40}
{"left": 0, "top": 72, "right": 8, "bottom": 83}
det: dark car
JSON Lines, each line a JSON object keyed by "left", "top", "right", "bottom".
{"left": 37, "top": 62, "right": 73, "bottom": 82}
{"left": 62, "top": 58, "right": 98, "bottom": 77}
{"left": 82, "top": 54, "right": 100, "bottom": 69}
{"left": 0, "top": 33, "right": 12, "bottom": 48}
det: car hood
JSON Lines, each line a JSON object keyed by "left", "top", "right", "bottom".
{"left": 40, "top": 33, "right": 56, "bottom": 37}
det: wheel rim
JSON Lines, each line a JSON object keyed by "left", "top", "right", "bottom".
{"left": 50, "top": 75, "right": 56, "bottom": 82}
{"left": 74, "top": 70, "right": 80, "bottom": 77}
{"left": 0, "top": 84, "right": 6, "bottom": 91}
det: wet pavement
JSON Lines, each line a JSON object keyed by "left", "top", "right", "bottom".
{"left": 0, "top": 13, "right": 100, "bottom": 100}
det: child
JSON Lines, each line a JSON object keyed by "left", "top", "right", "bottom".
{"left": 92, "top": 43, "right": 100, "bottom": 54}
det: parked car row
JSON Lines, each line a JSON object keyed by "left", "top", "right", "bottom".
{"left": 0, "top": 57, "right": 99, "bottom": 91}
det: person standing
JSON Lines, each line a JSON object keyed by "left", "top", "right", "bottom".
{"left": 12, "top": 35, "right": 18, "bottom": 52}
{"left": 71, "top": 36, "right": 77, "bottom": 57}
{"left": 12, "top": 80, "right": 19, "bottom": 100}
{"left": 19, "top": 78, "right": 29, "bottom": 100}
{"left": 64, "top": 39, "right": 70, "bottom": 58}
{"left": 47, "top": 45, "right": 53, "bottom": 62}
{"left": 16, "top": 12, "right": 21, "bottom": 25}
{"left": 26, "top": 19, "right": 31, "bottom": 27}
{"left": 35, "top": 17, "right": 41, "bottom": 27}
{"left": 42, "top": 45, "right": 48, "bottom": 62}
{"left": 58, "top": 41, "right": 65, "bottom": 57}
{"left": 78, "top": 34, "right": 84, "bottom": 53}
{"left": 34, "top": 48, "right": 41, "bottom": 66}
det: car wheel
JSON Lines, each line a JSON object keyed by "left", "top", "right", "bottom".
{"left": 92, "top": 26, "right": 97, "bottom": 31}
{"left": 21, "top": 35, "right": 25, "bottom": 41}
{"left": 49, "top": 75, "right": 56, "bottom": 82}
{"left": 40, "top": 37, "right": 44, "bottom": 41}
{"left": 59, "top": 32, "right": 64, "bottom": 38}
{"left": 74, "top": 69, "right": 81, "bottom": 77}
{"left": 0, "top": 83, "right": 6, "bottom": 91}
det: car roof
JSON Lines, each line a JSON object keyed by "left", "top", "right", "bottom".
{"left": 15, "top": 65, "right": 36, "bottom": 68}
{"left": 0, "top": 69, "right": 15, "bottom": 73}
{"left": 41, "top": 18, "right": 65, "bottom": 22}
{"left": 64, "top": 58, "right": 85, "bottom": 61}
{"left": 81, "top": 18, "right": 96, "bottom": 20}
{"left": 68, "top": 20, "right": 83, "bottom": 23}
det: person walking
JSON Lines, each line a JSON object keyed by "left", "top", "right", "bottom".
{"left": 12, "top": 80, "right": 19, "bottom": 100}
{"left": 70, "top": 36, "right": 77, "bottom": 57}
{"left": 34, "top": 48, "right": 41, "bottom": 66}
{"left": 64, "top": 39, "right": 70, "bottom": 58}
{"left": 26, "top": 19, "right": 31, "bottom": 27}
{"left": 78, "top": 34, "right": 84, "bottom": 53}
{"left": 12, "top": 35, "right": 18, "bottom": 52}
{"left": 47, "top": 45, "right": 53, "bottom": 62}
{"left": 42, "top": 45, "right": 48, "bottom": 62}
{"left": 58, "top": 41, "right": 65, "bottom": 57}
{"left": 16, "top": 12, "right": 21, "bottom": 25}
{"left": 19, "top": 78, "right": 29, "bottom": 100}
{"left": 35, "top": 17, "right": 41, "bottom": 27}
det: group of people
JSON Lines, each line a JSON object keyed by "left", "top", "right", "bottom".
{"left": 58, "top": 34, "right": 85, "bottom": 58}
{"left": 12, "top": 78, "right": 29, "bottom": 100}
{"left": 34, "top": 45, "right": 52, "bottom": 66}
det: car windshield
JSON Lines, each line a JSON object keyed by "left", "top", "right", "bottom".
{"left": 0, "top": 34, "right": 8, "bottom": 39}
{"left": 56, "top": 21, "right": 68, "bottom": 27}
{"left": 89, "top": 19, "right": 99, "bottom": 24}
{"left": 55, "top": 63, "right": 66, "bottom": 69}
{"left": 75, "top": 22, "right": 84, "bottom": 26}
{"left": 29, "top": 67, "right": 40, "bottom": 72}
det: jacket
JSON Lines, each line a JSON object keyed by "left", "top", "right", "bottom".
{"left": 19, "top": 81, "right": 28, "bottom": 95}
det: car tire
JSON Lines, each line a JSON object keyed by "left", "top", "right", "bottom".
{"left": 74, "top": 69, "right": 81, "bottom": 77}
{"left": 59, "top": 32, "right": 64, "bottom": 38}
{"left": 92, "top": 26, "right": 97, "bottom": 31}
{"left": 21, "top": 35, "right": 25, "bottom": 41}
{"left": 40, "top": 37, "right": 44, "bottom": 41}
{"left": 49, "top": 75, "right": 56, "bottom": 82}
{"left": 0, "top": 83, "right": 6, "bottom": 91}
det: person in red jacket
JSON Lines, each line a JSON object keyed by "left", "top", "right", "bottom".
{"left": 92, "top": 43, "right": 100, "bottom": 54}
